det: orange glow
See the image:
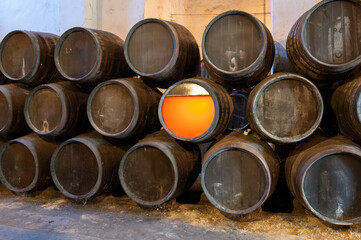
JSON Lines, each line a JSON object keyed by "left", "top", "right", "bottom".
{"left": 162, "top": 95, "right": 215, "bottom": 139}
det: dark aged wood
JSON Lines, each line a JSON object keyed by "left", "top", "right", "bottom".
{"left": 24, "top": 81, "right": 89, "bottom": 139}
{"left": 202, "top": 10, "right": 275, "bottom": 89}
{"left": 124, "top": 18, "right": 200, "bottom": 88}
{"left": 331, "top": 76, "right": 361, "bottom": 142}
{"left": 228, "top": 91, "right": 249, "bottom": 131}
{"left": 119, "top": 130, "right": 200, "bottom": 208}
{"left": 0, "top": 30, "right": 60, "bottom": 86}
{"left": 287, "top": 0, "right": 361, "bottom": 83}
{"left": 201, "top": 131, "right": 279, "bottom": 215}
{"left": 0, "top": 71, "right": 9, "bottom": 85}
{"left": 158, "top": 77, "right": 233, "bottom": 143}
{"left": 0, "top": 133, "right": 58, "bottom": 193}
{"left": 247, "top": 73, "right": 323, "bottom": 144}
{"left": 87, "top": 78, "right": 161, "bottom": 140}
{"left": 285, "top": 135, "right": 361, "bottom": 225}
{"left": 50, "top": 132, "right": 128, "bottom": 200}
{"left": 0, "top": 84, "right": 30, "bottom": 137}
{"left": 55, "top": 27, "right": 133, "bottom": 86}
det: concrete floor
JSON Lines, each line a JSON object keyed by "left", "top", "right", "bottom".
{"left": 0, "top": 186, "right": 359, "bottom": 240}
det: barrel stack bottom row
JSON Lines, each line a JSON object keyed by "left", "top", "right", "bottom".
{"left": 0, "top": 0, "right": 360, "bottom": 227}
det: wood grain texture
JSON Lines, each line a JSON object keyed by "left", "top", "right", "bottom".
{"left": 0, "top": 133, "right": 58, "bottom": 193}
{"left": 202, "top": 10, "right": 274, "bottom": 89}
{"left": 119, "top": 130, "right": 200, "bottom": 208}
{"left": 331, "top": 76, "right": 361, "bottom": 142}
{"left": 287, "top": 0, "right": 361, "bottom": 83}
{"left": 122, "top": 147, "right": 175, "bottom": 203}
{"left": 0, "top": 84, "right": 30, "bottom": 137}
{"left": 55, "top": 27, "right": 133, "bottom": 86}
{"left": 24, "top": 81, "right": 89, "bottom": 138}
{"left": 285, "top": 135, "right": 361, "bottom": 225}
{"left": 0, "top": 31, "right": 60, "bottom": 86}
{"left": 247, "top": 73, "right": 323, "bottom": 144}
{"left": 202, "top": 131, "right": 279, "bottom": 215}
{"left": 88, "top": 78, "right": 161, "bottom": 140}
{"left": 125, "top": 19, "right": 200, "bottom": 88}
{"left": 51, "top": 132, "right": 128, "bottom": 200}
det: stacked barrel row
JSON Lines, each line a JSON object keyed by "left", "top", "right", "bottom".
{"left": 0, "top": 0, "right": 359, "bottom": 227}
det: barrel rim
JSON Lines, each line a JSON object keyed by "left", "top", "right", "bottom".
{"left": 250, "top": 73, "right": 324, "bottom": 144}
{"left": 54, "top": 27, "right": 102, "bottom": 81}
{"left": 87, "top": 78, "right": 140, "bottom": 138}
{"left": 202, "top": 10, "right": 268, "bottom": 75}
{"left": 0, "top": 138, "right": 39, "bottom": 193}
{"left": 299, "top": 147, "right": 361, "bottom": 225}
{"left": 119, "top": 142, "right": 178, "bottom": 207}
{"left": 300, "top": 0, "right": 361, "bottom": 69}
{"left": 24, "top": 82, "right": 68, "bottom": 136}
{"left": 124, "top": 18, "right": 179, "bottom": 78}
{"left": 356, "top": 89, "right": 361, "bottom": 125}
{"left": 0, "top": 30, "right": 40, "bottom": 82}
{"left": 0, "top": 85, "right": 14, "bottom": 133}
{"left": 50, "top": 137, "right": 102, "bottom": 200}
{"left": 201, "top": 146, "right": 272, "bottom": 215}
{"left": 158, "top": 78, "right": 221, "bottom": 143}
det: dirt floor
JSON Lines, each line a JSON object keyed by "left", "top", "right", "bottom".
{"left": 0, "top": 185, "right": 360, "bottom": 240}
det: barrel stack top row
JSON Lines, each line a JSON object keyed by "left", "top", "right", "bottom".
{"left": 0, "top": 0, "right": 360, "bottom": 89}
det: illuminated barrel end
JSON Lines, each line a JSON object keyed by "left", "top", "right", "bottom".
{"left": 159, "top": 78, "right": 233, "bottom": 143}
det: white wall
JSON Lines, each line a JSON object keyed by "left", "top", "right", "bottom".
{"left": 101, "top": 0, "right": 144, "bottom": 40}
{"left": 271, "top": 0, "right": 318, "bottom": 72}
{"left": 0, "top": 0, "right": 85, "bottom": 40}
{"left": 0, "top": 0, "right": 60, "bottom": 39}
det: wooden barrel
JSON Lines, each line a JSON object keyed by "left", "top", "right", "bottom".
{"left": 124, "top": 18, "right": 200, "bottom": 89}
{"left": 247, "top": 73, "right": 323, "bottom": 144}
{"left": 158, "top": 77, "right": 233, "bottom": 143}
{"left": 202, "top": 10, "right": 275, "bottom": 89}
{"left": 0, "top": 133, "right": 58, "bottom": 193}
{"left": 201, "top": 131, "right": 279, "bottom": 215}
{"left": 0, "top": 30, "right": 59, "bottom": 86}
{"left": 24, "top": 81, "right": 89, "bottom": 138}
{"left": 0, "top": 83, "right": 30, "bottom": 137}
{"left": 50, "top": 132, "right": 128, "bottom": 200}
{"left": 331, "top": 76, "right": 361, "bottom": 141}
{"left": 285, "top": 135, "right": 361, "bottom": 225}
{"left": 228, "top": 91, "right": 249, "bottom": 131}
{"left": 87, "top": 78, "right": 161, "bottom": 140}
{"left": 287, "top": 0, "right": 361, "bottom": 83}
{"left": 119, "top": 130, "right": 200, "bottom": 208}
{"left": 54, "top": 27, "right": 133, "bottom": 85}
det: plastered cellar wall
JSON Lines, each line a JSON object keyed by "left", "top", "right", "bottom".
{"left": 144, "top": 0, "right": 271, "bottom": 49}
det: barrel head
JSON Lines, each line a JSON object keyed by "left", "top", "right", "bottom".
{"left": 303, "top": 0, "right": 361, "bottom": 65}
{"left": 121, "top": 146, "right": 176, "bottom": 206}
{"left": 0, "top": 142, "right": 36, "bottom": 192}
{"left": 58, "top": 29, "right": 98, "bottom": 79}
{"left": 27, "top": 88, "right": 62, "bottom": 134}
{"left": 53, "top": 142, "right": 99, "bottom": 198}
{"left": 204, "top": 13, "right": 262, "bottom": 73}
{"left": 0, "top": 91, "right": 9, "bottom": 132}
{"left": 89, "top": 83, "right": 134, "bottom": 135}
{"left": 202, "top": 149, "right": 268, "bottom": 215}
{"left": 126, "top": 21, "right": 174, "bottom": 75}
{"left": 302, "top": 153, "right": 361, "bottom": 224}
{"left": 0, "top": 32, "right": 36, "bottom": 80}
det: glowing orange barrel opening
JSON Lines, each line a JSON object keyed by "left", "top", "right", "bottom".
{"left": 159, "top": 78, "right": 233, "bottom": 143}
